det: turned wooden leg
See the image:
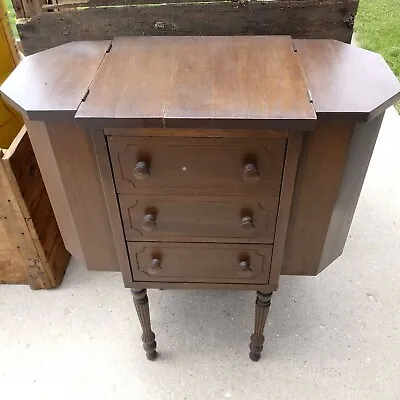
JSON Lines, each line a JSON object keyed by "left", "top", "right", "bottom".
{"left": 249, "top": 291, "right": 273, "bottom": 362}
{"left": 131, "top": 288, "right": 157, "bottom": 360}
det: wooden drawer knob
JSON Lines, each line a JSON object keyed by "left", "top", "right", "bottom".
{"left": 243, "top": 163, "right": 259, "bottom": 182}
{"left": 238, "top": 260, "right": 252, "bottom": 278}
{"left": 133, "top": 161, "right": 150, "bottom": 180}
{"left": 141, "top": 214, "right": 156, "bottom": 232}
{"left": 241, "top": 216, "right": 255, "bottom": 230}
{"left": 148, "top": 258, "right": 162, "bottom": 275}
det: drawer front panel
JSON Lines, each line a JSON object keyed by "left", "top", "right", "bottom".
{"left": 128, "top": 242, "right": 272, "bottom": 284}
{"left": 108, "top": 137, "right": 286, "bottom": 195}
{"left": 120, "top": 195, "right": 278, "bottom": 243}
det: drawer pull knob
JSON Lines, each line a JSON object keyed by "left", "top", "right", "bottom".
{"left": 238, "top": 260, "right": 252, "bottom": 278}
{"left": 148, "top": 258, "right": 162, "bottom": 275}
{"left": 133, "top": 161, "right": 150, "bottom": 180}
{"left": 243, "top": 163, "right": 259, "bottom": 182}
{"left": 241, "top": 216, "right": 255, "bottom": 230}
{"left": 141, "top": 214, "right": 156, "bottom": 232}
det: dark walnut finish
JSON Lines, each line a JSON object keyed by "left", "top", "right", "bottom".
{"left": 294, "top": 39, "right": 400, "bottom": 122}
{"left": 1, "top": 36, "right": 399, "bottom": 362}
{"left": 250, "top": 291, "right": 273, "bottom": 362}
{"left": 119, "top": 194, "right": 279, "bottom": 244}
{"left": 131, "top": 288, "right": 157, "bottom": 360}
{"left": 128, "top": 242, "right": 273, "bottom": 284}
{"left": 0, "top": 41, "right": 111, "bottom": 121}
{"left": 76, "top": 36, "right": 316, "bottom": 130}
{"left": 107, "top": 136, "right": 287, "bottom": 196}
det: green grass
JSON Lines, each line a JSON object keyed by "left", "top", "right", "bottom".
{"left": 4, "top": 0, "right": 18, "bottom": 38}
{"left": 355, "top": 0, "right": 400, "bottom": 111}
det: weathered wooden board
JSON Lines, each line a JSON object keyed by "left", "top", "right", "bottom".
{"left": 11, "top": 0, "right": 46, "bottom": 19}
{"left": 0, "top": 127, "right": 70, "bottom": 288}
{"left": 0, "top": 152, "right": 26, "bottom": 284}
{"left": 39, "top": 0, "right": 355, "bottom": 9}
{"left": 17, "top": 0, "right": 358, "bottom": 55}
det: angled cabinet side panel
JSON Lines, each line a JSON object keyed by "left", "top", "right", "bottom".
{"left": 30, "top": 121, "right": 119, "bottom": 271}
{"left": 282, "top": 122, "right": 353, "bottom": 276}
{"left": 26, "top": 120, "right": 84, "bottom": 263}
{"left": 319, "top": 113, "right": 385, "bottom": 272}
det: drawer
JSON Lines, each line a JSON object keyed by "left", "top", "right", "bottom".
{"left": 120, "top": 194, "right": 278, "bottom": 243}
{"left": 108, "top": 136, "right": 286, "bottom": 195}
{"left": 128, "top": 242, "right": 272, "bottom": 284}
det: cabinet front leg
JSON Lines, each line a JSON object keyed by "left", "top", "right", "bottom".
{"left": 131, "top": 288, "right": 157, "bottom": 360}
{"left": 249, "top": 291, "right": 273, "bottom": 362}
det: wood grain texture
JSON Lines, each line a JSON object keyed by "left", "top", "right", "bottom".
{"left": 91, "top": 129, "right": 133, "bottom": 282}
{"left": 42, "top": 122, "right": 119, "bottom": 271}
{"left": 107, "top": 135, "right": 287, "bottom": 196}
{"left": 283, "top": 116, "right": 387, "bottom": 276}
{"left": 319, "top": 113, "right": 385, "bottom": 270}
{"left": 17, "top": 0, "right": 358, "bottom": 56}
{"left": 0, "top": 40, "right": 110, "bottom": 120}
{"left": 11, "top": 0, "right": 26, "bottom": 18}
{"left": 105, "top": 128, "right": 288, "bottom": 139}
{"left": 295, "top": 39, "right": 400, "bottom": 122}
{"left": 26, "top": 121, "right": 83, "bottom": 261}
{"left": 0, "top": 138, "right": 49, "bottom": 289}
{"left": 0, "top": 128, "right": 70, "bottom": 288}
{"left": 119, "top": 194, "right": 279, "bottom": 244}
{"left": 0, "top": 149, "right": 26, "bottom": 285}
{"left": 41, "top": 0, "right": 356, "bottom": 9}
{"left": 249, "top": 291, "right": 272, "bottom": 362}
{"left": 131, "top": 288, "right": 157, "bottom": 360}
{"left": 129, "top": 242, "right": 273, "bottom": 284}
{"left": 76, "top": 36, "right": 316, "bottom": 129}
{"left": 11, "top": 0, "right": 45, "bottom": 18}
{"left": 282, "top": 122, "right": 353, "bottom": 276}
{"left": 269, "top": 132, "right": 302, "bottom": 284}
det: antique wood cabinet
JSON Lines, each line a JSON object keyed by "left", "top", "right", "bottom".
{"left": 1, "top": 36, "right": 399, "bottom": 361}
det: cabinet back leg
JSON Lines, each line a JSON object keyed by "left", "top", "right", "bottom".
{"left": 131, "top": 288, "right": 157, "bottom": 360}
{"left": 249, "top": 291, "right": 273, "bottom": 362}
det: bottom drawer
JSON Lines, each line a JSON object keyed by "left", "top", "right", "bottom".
{"left": 128, "top": 242, "right": 272, "bottom": 284}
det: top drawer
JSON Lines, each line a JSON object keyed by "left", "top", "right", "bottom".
{"left": 107, "top": 136, "right": 287, "bottom": 195}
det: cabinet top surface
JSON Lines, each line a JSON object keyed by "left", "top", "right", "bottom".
{"left": 75, "top": 36, "right": 316, "bottom": 129}
{"left": 294, "top": 39, "right": 400, "bottom": 122}
{"left": 0, "top": 40, "right": 111, "bottom": 121}
{"left": 1, "top": 36, "right": 399, "bottom": 127}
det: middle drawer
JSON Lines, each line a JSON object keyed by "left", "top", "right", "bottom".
{"left": 119, "top": 194, "right": 279, "bottom": 244}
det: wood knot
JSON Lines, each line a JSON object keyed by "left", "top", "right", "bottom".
{"left": 232, "top": 0, "right": 249, "bottom": 9}
{"left": 154, "top": 21, "right": 166, "bottom": 30}
{"left": 154, "top": 21, "right": 176, "bottom": 33}
{"left": 344, "top": 14, "right": 355, "bottom": 30}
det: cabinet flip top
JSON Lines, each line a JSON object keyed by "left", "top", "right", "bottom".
{"left": 2, "top": 36, "right": 399, "bottom": 127}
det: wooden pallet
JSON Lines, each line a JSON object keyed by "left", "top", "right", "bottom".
{"left": 0, "top": 127, "right": 70, "bottom": 289}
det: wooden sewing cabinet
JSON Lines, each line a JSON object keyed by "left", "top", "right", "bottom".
{"left": 2, "top": 36, "right": 399, "bottom": 361}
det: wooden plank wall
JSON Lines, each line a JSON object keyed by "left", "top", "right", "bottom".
{"left": 14, "top": 0, "right": 359, "bottom": 55}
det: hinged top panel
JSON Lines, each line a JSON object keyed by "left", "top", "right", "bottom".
{"left": 295, "top": 39, "right": 400, "bottom": 122}
{"left": 0, "top": 41, "right": 111, "bottom": 120}
{"left": 75, "top": 36, "right": 317, "bottom": 129}
{"left": 2, "top": 36, "right": 399, "bottom": 126}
